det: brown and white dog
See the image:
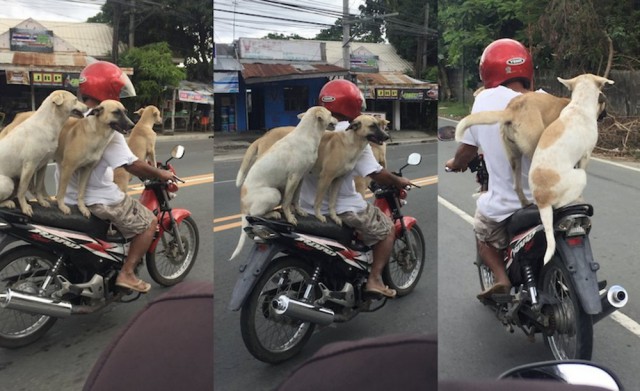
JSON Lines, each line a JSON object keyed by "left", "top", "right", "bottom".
{"left": 55, "top": 100, "right": 135, "bottom": 217}
{"left": 113, "top": 105, "right": 162, "bottom": 191}
{"left": 528, "top": 74, "right": 614, "bottom": 264}
{"left": 311, "top": 115, "right": 389, "bottom": 224}
{"left": 229, "top": 106, "right": 337, "bottom": 260}
{"left": 0, "top": 90, "right": 87, "bottom": 216}
{"left": 455, "top": 92, "right": 571, "bottom": 207}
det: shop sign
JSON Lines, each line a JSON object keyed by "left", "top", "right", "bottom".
{"left": 400, "top": 90, "right": 425, "bottom": 101}
{"left": 10, "top": 28, "right": 54, "bottom": 53}
{"left": 31, "top": 72, "right": 79, "bottom": 88}
{"left": 214, "top": 72, "right": 239, "bottom": 93}
{"left": 376, "top": 88, "right": 399, "bottom": 100}
{"left": 6, "top": 70, "right": 30, "bottom": 85}
{"left": 350, "top": 54, "right": 379, "bottom": 73}
{"left": 178, "top": 90, "right": 213, "bottom": 105}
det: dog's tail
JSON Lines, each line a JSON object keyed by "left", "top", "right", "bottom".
{"left": 455, "top": 111, "right": 510, "bottom": 141}
{"left": 539, "top": 205, "right": 556, "bottom": 265}
{"left": 229, "top": 215, "right": 249, "bottom": 261}
{"left": 235, "top": 141, "right": 259, "bottom": 187}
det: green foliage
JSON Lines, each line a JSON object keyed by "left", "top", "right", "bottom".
{"left": 314, "top": 0, "right": 386, "bottom": 43}
{"left": 119, "top": 42, "right": 186, "bottom": 108}
{"left": 263, "top": 33, "right": 308, "bottom": 40}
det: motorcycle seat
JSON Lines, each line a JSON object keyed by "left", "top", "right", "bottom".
{"left": 248, "top": 214, "right": 355, "bottom": 247}
{"left": 506, "top": 205, "right": 541, "bottom": 237}
{"left": 24, "top": 201, "right": 111, "bottom": 239}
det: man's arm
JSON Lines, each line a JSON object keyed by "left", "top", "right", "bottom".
{"left": 124, "top": 160, "right": 174, "bottom": 181}
{"left": 369, "top": 168, "right": 413, "bottom": 189}
{"left": 445, "top": 143, "right": 479, "bottom": 172}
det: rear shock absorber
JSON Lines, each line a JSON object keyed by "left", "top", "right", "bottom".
{"left": 302, "top": 265, "right": 321, "bottom": 301}
{"left": 522, "top": 262, "right": 538, "bottom": 306}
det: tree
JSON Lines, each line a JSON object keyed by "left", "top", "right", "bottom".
{"left": 119, "top": 42, "right": 186, "bottom": 109}
{"left": 89, "top": 0, "right": 212, "bottom": 82}
{"left": 263, "top": 33, "right": 308, "bottom": 40}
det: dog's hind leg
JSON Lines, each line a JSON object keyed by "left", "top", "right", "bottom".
{"left": 33, "top": 165, "right": 51, "bottom": 207}
{"left": 55, "top": 166, "right": 74, "bottom": 215}
{"left": 281, "top": 174, "right": 303, "bottom": 225}
{"left": 313, "top": 175, "right": 333, "bottom": 223}
{"left": 76, "top": 165, "right": 95, "bottom": 218}
{"left": 327, "top": 177, "right": 344, "bottom": 226}
{"left": 0, "top": 176, "right": 16, "bottom": 210}
{"left": 16, "top": 163, "right": 39, "bottom": 216}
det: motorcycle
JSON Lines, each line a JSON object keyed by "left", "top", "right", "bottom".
{"left": 0, "top": 145, "right": 199, "bottom": 348}
{"left": 440, "top": 126, "right": 627, "bottom": 360}
{"left": 499, "top": 360, "right": 623, "bottom": 390}
{"left": 229, "top": 153, "right": 426, "bottom": 363}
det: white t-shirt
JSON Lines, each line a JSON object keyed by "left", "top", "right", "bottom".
{"left": 56, "top": 132, "right": 138, "bottom": 206}
{"left": 299, "top": 121, "right": 382, "bottom": 215}
{"left": 461, "top": 85, "right": 535, "bottom": 222}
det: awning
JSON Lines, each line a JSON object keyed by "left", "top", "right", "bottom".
{"left": 214, "top": 72, "right": 239, "bottom": 93}
{"left": 355, "top": 72, "right": 438, "bottom": 100}
{"left": 0, "top": 51, "right": 95, "bottom": 72}
{"left": 241, "top": 62, "right": 348, "bottom": 84}
{"left": 177, "top": 80, "right": 213, "bottom": 105}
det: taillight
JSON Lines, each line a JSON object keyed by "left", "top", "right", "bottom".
{"left": 566, "top": 237, "right": 584, "bottom": 247}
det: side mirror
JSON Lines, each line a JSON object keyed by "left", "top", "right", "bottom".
{"left": 171, "top": 145, "right": 185, "bottom": 159}
{"left": 437, "top": 126, "right": 456, "bottom": 142}
{"left": 499, "top": 361, "right": 623, "bottom": 391}
{"left": 407, "top": 153, "right": 421, "bottom": 166}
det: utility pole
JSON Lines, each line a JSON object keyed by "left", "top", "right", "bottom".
{"left": 112, "top": 1, "right": 121, "bottom": 63}
{"left": 342, "top": 0, "right": 350, "bottom": 71}
{"left": 129, "top": 0, "right": 135, "bottom": 48}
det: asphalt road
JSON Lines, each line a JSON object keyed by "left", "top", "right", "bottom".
{"left": 437, "top": 117, "right": 640, "bottom": 389}
{"left": 0, "top": 137, "right": 214, "bottom": 391}
{"left": 213, "top": 142, "right": 438, "bottom": 391}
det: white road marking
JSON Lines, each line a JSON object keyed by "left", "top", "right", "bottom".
{"left": 438, "top": 194, "right": 640, "bottom": 339}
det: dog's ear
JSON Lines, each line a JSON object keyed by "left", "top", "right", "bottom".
{"left": 51, "top": 91, "right": 65, "bottom": 106}
{"left": 134, "top": 108, "right": 144, "bottom": 116}
{"left": 347, "top": 120, "right": 362, "bottom": 131}
{"left": 88, "top": 105, "right": 104, "bottom": 117}
{"left": 380, "top": 119, "right": 390, "bottom": 129}
{"left": 297, "top": 112, "right": 305, "bottom": 120}
{"left": 557, "top": 77, "right": 576, "bottom": 91}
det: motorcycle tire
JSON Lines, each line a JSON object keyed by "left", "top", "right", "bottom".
{"left": 540, "top": 256, "right": 594, "bottom": 360}
{"left": 0, "top": 246, "right": 66, "bottom": 349}
{"left": 240, "top": 256, "right": 316, "bottom": 364}
{"left": 383, "top": 224, "right": 426, "bottom": 297}
{"left": 146, "top": 216, "right": 199, "bottom": 286}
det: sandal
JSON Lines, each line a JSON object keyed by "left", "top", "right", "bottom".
{"left": 116, "top": 278, "right": 151, "bottom": 293}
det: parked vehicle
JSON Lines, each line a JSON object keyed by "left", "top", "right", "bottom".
{"left": 0, "top": 145, "right": 199, "bottom": 348}
{"left": 229, "top": 153, "right": 426, "bottom": 363}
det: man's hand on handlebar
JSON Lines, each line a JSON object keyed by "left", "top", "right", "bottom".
{"left": 445, "top": 158, "right": 467, "bottom": 172}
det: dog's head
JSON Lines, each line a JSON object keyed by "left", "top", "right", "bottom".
{"left": 557, "top": 73, "right": 614, "bottom": 92}
{"left": 48, "top": 90, "right": 88, "bottom": 119}
{"left": 135, "top": 105, "right": 163, "bottom": 125}
{"left": 347, "top": 115, "right": 390, "bottom": 145}
{"left": 298, "top": 106, "right": 338, "bottom": 131}
{"left": 88, "top": 100, "right": 135, "bottom": 135}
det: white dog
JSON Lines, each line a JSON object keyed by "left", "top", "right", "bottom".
{"left": 229, "top": 106, "right": 337, "bottom": 260}
{"left": 529, "top": 74, "right": 613, "bottom": 264}
{"left": 0, "top": 90, "right": 87, "bottom": 216}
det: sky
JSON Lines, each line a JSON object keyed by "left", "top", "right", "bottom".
{"left": 1, "top": 0, "right": 104, "bottom": 22}
{"left": 214, "top": 0, "right": 366, "bottom": 43}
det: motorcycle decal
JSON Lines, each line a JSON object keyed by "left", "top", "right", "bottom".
{"left": 29, "top": 226, "right": 82, "bottom": 249}
{"left": 295, "top": 235, "right": 338, "bottom": 257}
{"left": 511, "top": 225, "right": 543, "bottom": 256}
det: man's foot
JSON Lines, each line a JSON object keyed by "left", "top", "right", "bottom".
{"left": 116, "top": 277, "right": 151, "bottom": 293}
{"left": 365, "top": 284, "right": 397, "bottom": 298}
{"left": 476, "top": 282, "right": 511, "bottom": 300}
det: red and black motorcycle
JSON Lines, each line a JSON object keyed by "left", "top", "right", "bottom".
{"left": 229, "top": 153, "right": 426, "bottom": 363}
{"left": 0, "top": 145, "right": 199, "bottom": 348}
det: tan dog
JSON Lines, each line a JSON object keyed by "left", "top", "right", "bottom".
{"left": 311, "top": 115, "right": 389, "bottom": 224}
{"left": 354, "top": 140, "right": 387, "bottom": 197}
{"left": 229, "top": 106, "right": 337, "bottom": 260}
{"left": 113, "top": 105, "right": 162, "bottom": 191}
{"left": 0, "top": 90, "right": 87, "bottom": 216}
{"left": 529, "top": 74, "right": 614, "bottom": 264}
{"left": 55, "top": 100, "right": 135, "bottom": 217}
{"left": 455, "top": 92, "right": 571, "bottom": 207}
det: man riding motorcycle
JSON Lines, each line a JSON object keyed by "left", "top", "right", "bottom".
{"left": 55, "top": 61, "right": 174, "bottom": 293}
{"left": 445, "top": 38, "right": 535, "bottom": 300}
{"left": 298, "top": 79, "right": 412, "bottom": 298}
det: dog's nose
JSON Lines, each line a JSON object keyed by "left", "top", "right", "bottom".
{"left": 326, "top": 123, "right": 336, "bottom": 131}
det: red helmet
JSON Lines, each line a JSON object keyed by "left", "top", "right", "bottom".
{"left": 318, "top": 79, "right": 364, "bottom": 121}
{"left": 78, "top": 61, "right": 136, "bottom": 102}
{"left": 479, "top": 38, "right": 533, "bottom": 89}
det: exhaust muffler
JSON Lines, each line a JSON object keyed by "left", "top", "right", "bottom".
{"left": 0, "top": 289, "right": 72, "bottom": 318}
{"left": 272, "top": 295, "right": 334, "bottom": 326}
{"left": 593, "top": 285, "right": 628, "bottom": 324}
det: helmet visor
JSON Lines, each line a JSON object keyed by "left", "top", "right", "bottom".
{"left": 119, "top": 73, "right": 136, "bottom": 98}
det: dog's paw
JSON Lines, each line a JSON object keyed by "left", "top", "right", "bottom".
{"left": 296, "top": 207, "right": 308, "bottom": 217}
{"left": 0, "top": 200, "right": 16, "bottom": 209}
{"left": 314, "top": 214, "right": 327, "bottom": 223}
{"left": 21, "top": 204, "right": 34, "bottom": 217}
{"left": 58, "top": 204, "right": 71, "bottom": 215}
{"left": 37, "top": 199, "right": 51, "bottom": 208}
{"left": 330, "top": 215, "right": 342, "bottom": 226}
{"left": 79, "top": 206, "right": 91, "bottom": 218}
{"left": 285, "top": 214, "right": 298, "bottom": 225}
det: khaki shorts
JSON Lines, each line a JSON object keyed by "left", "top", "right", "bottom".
{"left": 473, "top": 210, "right": 509, "bottom": 250}
{"left": 339, "top": 204, "right": 394, "bottom": 246}
{"left": 88, "top": 194, "right": 156, "bottom": 239}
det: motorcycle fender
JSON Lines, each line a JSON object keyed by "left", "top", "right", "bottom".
{"left": 395, "top": 216, "right": 417, "bottom": 234}
{"left": 556, "top": 236, "right": 602, "bottom": 315}
{"left": 149, "top": 209, "right": 192, "bottom": 252}
{"left": 228, "top": 244, "right": 283, "bottom": 312}
{"left": 0, "top": 232, "right": 16, "bottom": 254}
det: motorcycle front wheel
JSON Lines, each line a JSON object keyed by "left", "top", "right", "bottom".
{"left": 146, "top": 215, "right": 199, "bottom": 286}
{"left": 540, "top": 257, "right": 593, "bottom": 360}
{"left": 0, "top": 247, "right": 65, "bottom": 348}
{"left": 240, "top": 256, "right": 316, "bottom": 364}
{"left": 384, "top": 224, "right": 425, "bottom": 296}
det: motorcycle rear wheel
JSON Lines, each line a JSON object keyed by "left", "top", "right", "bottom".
{"left": 476, "top": 252, "right": 495, "bottom": 292}
{"left": 383, "top": 224, "right": 425, "bottom": 296}
{"left": 240, "top": 256, "right": 316, "bottom": 364}
{"left": 540, "top": 257, "right": 593, "bottom": 360}
{"left": 146, "top": 216, "right": 199, "bottom": 286}
{"left": 0, "top": 247, "right": 64, "bottom": 348}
